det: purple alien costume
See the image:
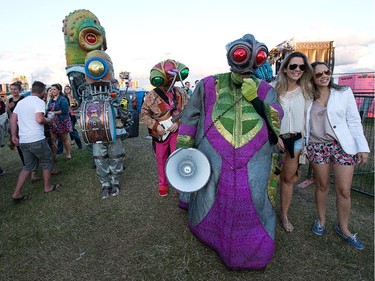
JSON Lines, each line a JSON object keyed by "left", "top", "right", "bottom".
{"left": 176, "top": 34, "right": 283, "bottom": 270}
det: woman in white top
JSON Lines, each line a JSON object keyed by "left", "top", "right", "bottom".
{"left": 306, "top": 62, "right": 369, "bottom": 250}
{"left": 273, "top": 52, "right": 314, "bottom": 232}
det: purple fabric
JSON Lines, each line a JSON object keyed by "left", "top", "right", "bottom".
{"left": 257, "top": 81, "right": 271, "bottom": 100}
{"left": 189, "top": 75, "right": 274, "bottom": 270}
{"left": 258, "top": 80, "right": 284, "bottom": 118}
{"left": 178, "top": 124, "right": 196, "bottom": 137}
{"left": 178, "top": 199, "right": 189, "bottom": 211}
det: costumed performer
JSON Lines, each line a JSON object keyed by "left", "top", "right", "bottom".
{"left": 141, "top": 59, "right": 188, "bottom": 197}
{"left": 176, "top": 34, "right": 283, "bottom": 270}
{"left": 82, "top": 50, "right": 129, "bottom": 199}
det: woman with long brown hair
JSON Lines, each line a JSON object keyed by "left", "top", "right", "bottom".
{"left": 307, "top": 62, "right": 369, "bottom": 250}
{"left": 47, "top": 83, "right": 72, "bottom": 160}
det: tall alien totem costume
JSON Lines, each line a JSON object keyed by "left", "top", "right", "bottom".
{"left": 62, "top": 10, "right": 131, "bottom": 197}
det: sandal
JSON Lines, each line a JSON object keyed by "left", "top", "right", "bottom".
{"left": 12, "top": 194, "right": 30, "bottom": 203}
{"left": 44, "top": 183, "right": 63, "bottom": 193}
{"left": 281, "top": 216, "right": 294, "bottom": 233}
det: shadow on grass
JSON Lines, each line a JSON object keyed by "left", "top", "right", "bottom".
{"left": 0, "top": 124, "right": 373, "bottom": 281}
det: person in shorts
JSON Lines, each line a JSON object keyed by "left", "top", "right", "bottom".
{"left": 306, "top": 62, "right": 370, "bottom": 250}
{"left": 10, "top": 81, "right": 62, "bottom": 202}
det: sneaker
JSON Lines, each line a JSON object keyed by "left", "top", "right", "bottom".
{"left": 111, "top": 186, "right": 120, "bottom": 197}
{"left": 101, "top": 188, "right": 110, "bottom": 200}
{"left": 311, "top": 220, "right": 326, "bottom": 236}
{"left": 0, "top": 167, "right": 4, "bottom": 176}
{"left": 158, "top": 187, "right": 168, "bottom": 197}
{"left": 335, "top": 225, "right": 364, "bottom": 250}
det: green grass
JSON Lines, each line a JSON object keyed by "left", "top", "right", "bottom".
{"left": 0, "top": 124, "right": 374, "bottom": 281}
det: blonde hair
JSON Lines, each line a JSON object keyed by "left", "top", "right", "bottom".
{"left": 274, "top": 52, "right": 314, "bottom": 100}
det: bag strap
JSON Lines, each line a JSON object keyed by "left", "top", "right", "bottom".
{"left": 153, "top": 87, "right": 177, "bottom": 106}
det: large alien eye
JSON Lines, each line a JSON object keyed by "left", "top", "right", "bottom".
{"left": 231, "top": 45, "right": 251, "bottom": 65}
{"left": 85, "top": 57, "right": 108, "bottom": 80}
{"left": 151, "top": 76, "right": 165, "bottom": 87}
{"left": 255, "top": 49, "right": 268, "bottom": 66}
{"left": 180, "top": 68, "right": 189, "bottom": 80}
{"left": 85, "top": 33, "right": 97, "bottom": 45}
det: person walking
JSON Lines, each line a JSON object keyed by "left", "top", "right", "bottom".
{"left": 57, "top": 85, "right": 83, "bottom": 153}
{"left": 306, "top": 61, "right": 370, "bottom": 250}
{"left": 272, "top": 52, "right": 315, "bottom": 232}
{"left": 47, "top": 83, "right": 72, "bottom": 160}
{"left": 10, "top": 81, "right": 62, "bottom": 202}
{"left": 176, "top": 34, "right": 282, "bottom": 270}
{"left": 7, "top": 81, "right": 41, "bottom": 182}
{"left": 141, "top": 59, "right": 188, "bottom": 197}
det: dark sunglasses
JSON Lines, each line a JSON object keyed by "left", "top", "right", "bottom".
{"left": 288, "top": 64, "right": 307, "bottom": 71}
{"left": 314, "top": 69, "right": 331, "bottom": 78}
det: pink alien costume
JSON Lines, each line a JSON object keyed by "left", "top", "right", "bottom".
{"left": 176, "top": 34, "right": 283, "bottom": 270}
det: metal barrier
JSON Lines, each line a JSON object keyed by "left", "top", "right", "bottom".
{"left": 352, "top": 94, "right": 374, "bottom": 196}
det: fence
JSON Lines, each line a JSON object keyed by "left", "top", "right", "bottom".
{"left": 352, "top": 94, "right": 374, "bottom": 196}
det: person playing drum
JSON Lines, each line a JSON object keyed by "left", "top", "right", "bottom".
{"left": 81, "top": 50, "right": 128, "bottom": 199}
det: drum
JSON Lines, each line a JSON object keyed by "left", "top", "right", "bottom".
{"left": 79, "top": 99, "right": 116, "bottom": 143}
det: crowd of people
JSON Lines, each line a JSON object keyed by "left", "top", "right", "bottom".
{"left": 0, "top": 81, "right": 86, "bottom": 198}
{"left": 0, "top": 33, "right": 370, "bottom": 270}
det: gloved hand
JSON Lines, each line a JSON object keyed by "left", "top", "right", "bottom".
{"left": 241, "top": 77, "right": 258, "bottom": 102}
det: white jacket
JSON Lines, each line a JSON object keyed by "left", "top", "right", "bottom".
{"left": 305, "top": 87, "right": 370, "bottom": 155}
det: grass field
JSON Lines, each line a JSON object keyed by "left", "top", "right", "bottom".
{"left": 0, "top": 123, "right": 374, "bottom": 281}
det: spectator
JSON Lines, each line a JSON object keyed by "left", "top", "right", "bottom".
{"left": 272, "top": 52, "right": 314, "bottom": 232}
{"left": 183, "top": 81, "right": 193, "bottom": 99}
{"left": 57, "top": 85, "right": 83, "bottom": 153}
{"left": 0, "top": 96, "right": 7, "bottom": 147}
{"left": 42, "top": 88, "right": 62, "bottom": 176}
{"left": 47, "top": 83, "right": 72, "bottom": 160}
{"left": 307, "top": 61, "right": 370, "bottom": 250}
{"left": 7, "top": 81, "right": 40, "bottom": 182}
{"left": 10, "top": 81, "right": 62, "bottom": 202}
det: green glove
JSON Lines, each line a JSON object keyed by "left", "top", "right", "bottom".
{"left": 241, "top": 77, "right": 258, "bottom": 102}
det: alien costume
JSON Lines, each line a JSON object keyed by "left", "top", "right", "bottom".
{"left": 62, "top": 10, "right": 130, "bottom": 198}
{"left": 176, "top": 34, "right": 283, "bottom": 270}
{"left": 141, "top": 59, "right": 188, "bottom": 196}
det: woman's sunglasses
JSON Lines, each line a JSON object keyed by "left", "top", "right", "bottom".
{"left": 314, "top": 69, "right": 331, "bottom": 78}
{"left": 288, "top": 64, "right": 307, "bottom": 71}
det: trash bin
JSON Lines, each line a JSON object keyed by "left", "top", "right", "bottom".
{"left": 127, "top": 110, "right": 139, "bottom": 138}
{"left": 125, "top": 92, "right": 139, "bottom": 138}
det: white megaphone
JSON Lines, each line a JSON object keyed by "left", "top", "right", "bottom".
{"left": 166, "top": 148, "right": 211, "bottom": 192}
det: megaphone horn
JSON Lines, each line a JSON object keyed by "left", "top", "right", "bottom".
{"left": 166, "top": 148, "right": 211, "bottom": 193}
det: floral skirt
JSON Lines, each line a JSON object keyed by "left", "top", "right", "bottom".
{"left": 51, "top": 117, "right": 72, "bottom": 135}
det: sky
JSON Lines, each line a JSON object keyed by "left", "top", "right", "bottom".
{"left": 0, "top": 0, "right": 374, "bottom": 89}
